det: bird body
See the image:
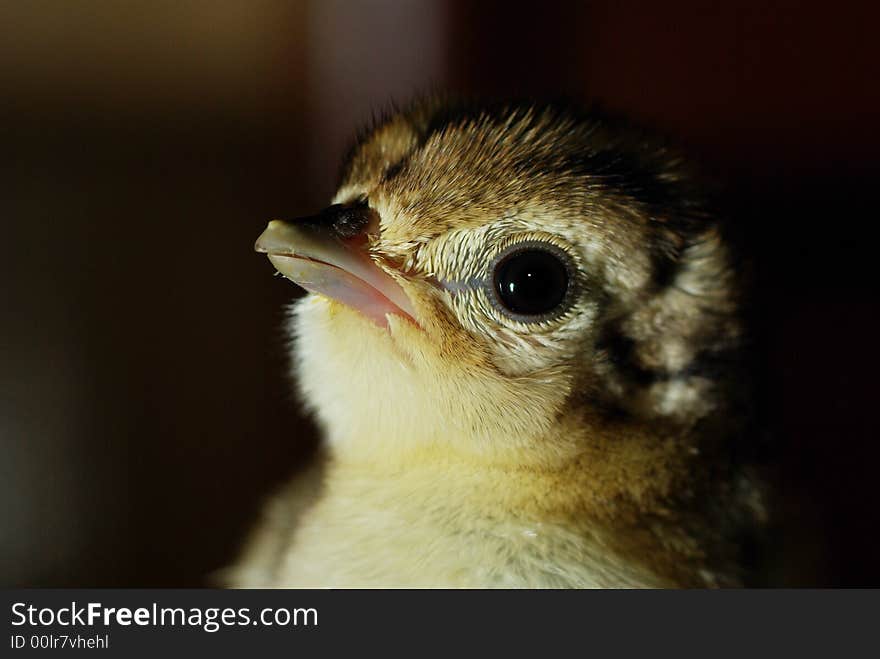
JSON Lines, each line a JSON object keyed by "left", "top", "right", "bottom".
{"left": 231, "top": 99, "right": 764, "bottom": 588}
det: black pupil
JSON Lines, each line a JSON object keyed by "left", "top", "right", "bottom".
{"left": 494, "top": 249, "right": 569, "bottom": 315}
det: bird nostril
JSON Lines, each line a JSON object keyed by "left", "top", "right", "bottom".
{"left": 298, "top": 200, "right": 379, "bottom": 240}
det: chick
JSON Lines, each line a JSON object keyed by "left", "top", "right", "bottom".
{"left": 232, "top": 98, "right": 765, "bottom": 588}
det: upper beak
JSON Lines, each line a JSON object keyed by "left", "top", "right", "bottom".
{"left": 254, "top": 219, "right": 416, "bottom": 327}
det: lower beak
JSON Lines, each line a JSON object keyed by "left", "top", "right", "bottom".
{"left": 254, "top": 220, "right": 416, "bottom": 327}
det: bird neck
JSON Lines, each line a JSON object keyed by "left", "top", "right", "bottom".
{"left": 323, "top": 405, "right": 700, "bottom": 513}
{"left": 319, "top": 418, "right": 730, "bottom": 587}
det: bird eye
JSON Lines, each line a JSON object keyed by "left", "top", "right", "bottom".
{"left": 490, "top": 242, "right": 572, "bottom": 320}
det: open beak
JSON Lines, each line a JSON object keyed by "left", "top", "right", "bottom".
{"left": 254, "top": 219, "right": 416, "bottom": 327}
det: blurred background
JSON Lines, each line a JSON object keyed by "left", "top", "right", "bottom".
{"left": 2, "top": 0, "right": 878, "bottom": 587}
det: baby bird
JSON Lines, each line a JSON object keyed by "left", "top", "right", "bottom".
{"left": 232, "top": 98, "right": 764, "bottom": 588}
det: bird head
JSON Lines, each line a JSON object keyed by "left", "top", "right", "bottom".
{"left": 255, "top": 100, "right": 744, "bottom": 474}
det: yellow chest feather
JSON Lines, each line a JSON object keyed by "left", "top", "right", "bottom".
{"left": 236, "top": 456, "right": 675, "bottom": 588}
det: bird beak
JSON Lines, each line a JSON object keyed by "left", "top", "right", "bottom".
{"left": 254, "top": 219, "right": 416, "bottom": 327}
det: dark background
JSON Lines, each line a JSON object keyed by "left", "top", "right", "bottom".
{"left": 2, "top": 1, "right": 878, "bottom": 587}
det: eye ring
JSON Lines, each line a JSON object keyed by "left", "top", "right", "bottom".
{"left": 485, "top": 240, "right": 577, "bottom": 324}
